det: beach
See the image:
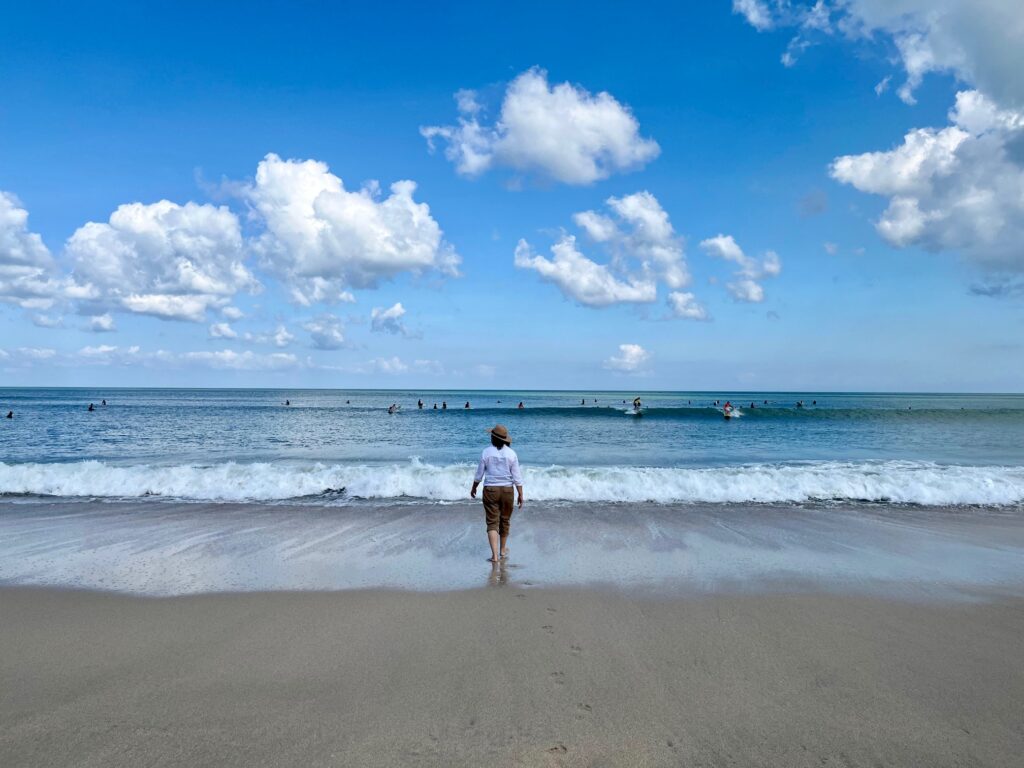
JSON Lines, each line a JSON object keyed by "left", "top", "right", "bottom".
{"left": 3, "top": 585, "right": 1023, "bottom": 767}
{"left": 2, "top": 389, "right": 1024, "bottom": 765}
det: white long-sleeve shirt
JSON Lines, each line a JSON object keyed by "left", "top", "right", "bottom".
{"left": 474, "top": 445, "right": 523, "bottom": 487}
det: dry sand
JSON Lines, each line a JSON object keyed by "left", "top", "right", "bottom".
{"left": 2, "top": 585, "right": 1022, "bottom": 767}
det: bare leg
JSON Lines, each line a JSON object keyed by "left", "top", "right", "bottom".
{"left": 487, "top": 530, "right": 500, "bottom": 562}
{"left": 500, "top": 532, "right": 509, "bottom": 558}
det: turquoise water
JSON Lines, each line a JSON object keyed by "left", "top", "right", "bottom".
{"left": 1, "top": 388, "right": 1023, "bottom": 505}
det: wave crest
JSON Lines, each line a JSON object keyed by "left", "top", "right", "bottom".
{"left": 1, "top": 459, "right": 1023, "bottom": 506}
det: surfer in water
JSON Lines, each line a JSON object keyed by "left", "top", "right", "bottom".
{"left": 723, "top": 401, "right": 734, "bottom": 419}
{"left": 632, "top": 396, "right": 642, "bottom": 411}
{"left": 470, "top": 425, "right": 524, "bottom": 563}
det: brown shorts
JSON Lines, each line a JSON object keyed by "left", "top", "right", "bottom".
{"left": 483, "top": 486, "right": 514, "bottom": 536}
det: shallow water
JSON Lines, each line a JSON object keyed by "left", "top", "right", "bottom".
{"left": 1, "top": 499, "right": 1022, "bottom": 598}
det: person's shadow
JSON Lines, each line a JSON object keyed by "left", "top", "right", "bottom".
{"left": 487, "top": 559, "right": 509, "bottom": 588}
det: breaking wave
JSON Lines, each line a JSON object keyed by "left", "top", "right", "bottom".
{"left": 1, "top": 459, "right": 1023, "bottom": 506}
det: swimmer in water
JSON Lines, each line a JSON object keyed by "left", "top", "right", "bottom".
{"left": 517, "top": 402, "right": 524, "bottom": 409}
{"left": 465, "top": 401, "right": 471, "bottom": 409}
{"left": 87, "top": 403, "right": 95, "bottom": 412}
{"left": 5, "top": 411, "right": 11, "bottom": 419}
{"left": 433, "top": 403, "right": 438, "bottom": 410}
{"left": 285, "top": 399, "right": 290, "bottom": 406}
{"left": 101, "top": 399, "right": 107, "bottom": 406}
{"left": 442, "top": 401, "right": 447, "bottom": 410}
{"left": 418, "top": 399, "right": 424, "bottom": 409}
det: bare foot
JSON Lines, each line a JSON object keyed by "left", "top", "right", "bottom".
{"left": 488, "top": 557, "right": 500, "bottom": 563}
{"left": 500, "top": 549, "right": 510, "bottom": 558}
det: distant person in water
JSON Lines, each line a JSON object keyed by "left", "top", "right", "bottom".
{"left": 517, "top": 402, "right": 524, "bottom": 409}
{"left": 285, "top": 399, "right": 290, "bottom": 406}
{"left": 470, "top": 425, "right": 524, "bottom": 562}
{"left": 5, "top": 411, "right": 11, "bottom": 419}
{"left": 87, "top": 403, "right": 95, "bottom": 412}
{"left": 442, "top": 401, "right": 447, "bottom": 410}
{"left": 581, "top": 398, "right": 586, "bottom": 405}
{"left": 464, "top": 401, "right": 471, "bottom": 409}
{"left": 433, "top": 403, "right": 438, "bottom": 410}
{"left": 418, "top": 399, "right": 424, "bottom": 409}
{"left": 101, "top": 399, "right": 107, "bottom": 406}
{"left": 633, "top": 397, "right": 642, "bottom": 410}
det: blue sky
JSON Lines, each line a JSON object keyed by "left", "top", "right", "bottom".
{"left": 1, "top": 1, "right": 1022, "bottom": 390}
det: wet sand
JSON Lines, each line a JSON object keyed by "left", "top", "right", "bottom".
{"left": 2, "top": 586, "right": 1023, "bottom": 767}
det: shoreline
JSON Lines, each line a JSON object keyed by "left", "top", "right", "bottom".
{"left": 3, "top": 585, "right": 1023, "bottom": 767}
{"left": 2, "top": 499, "right": 1023, "bottom": 598}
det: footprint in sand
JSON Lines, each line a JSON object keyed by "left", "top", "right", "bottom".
{"left": 542, "top": 625, "right": 555, "bottom": 634}
{"left": 547, "top": 744, "right": 568, "bottom": 754}
{"left": 546, "top": 607, "right": 557, "bottom": 614}
{"left": 577, "top": 703, "right": 592, "bottom": 712}
{"left": 570, "top": 644, "right": 582, "bottom": 655}
{"left": 549, "top": 671, "right": 565, "bottom": 685}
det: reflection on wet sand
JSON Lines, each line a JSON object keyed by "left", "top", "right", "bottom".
{"left": 1, "top": 499, "right": 1024, "bottom": 599}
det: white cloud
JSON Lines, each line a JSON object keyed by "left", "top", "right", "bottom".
{"left": 735, "top": 1, "right": 1024, "bottom": 110}
{"left": 823, "top": 242, "right": 839, "bottom": 255}
{"left": 31, "top": 314, "right": 62, "bottom": 328}
{"left": 88, "top": 313, "right": 116, "bottom": 333}
{"left": 732, "top": 0, "right": 774, "bottom": 31}
{"left": 603, "top": 343, "right": 651, "bottom": 372}
{"left": 179, "top": 350, "right": 299, "bottom": 371}
{"left": 667, "top": 291, "right": 710, "bottom": 320}
{"left": 209, "top": 322, "right": 238, "bottom": 339}
{"left": 336, "top": 356, "right": 444, "bottom": 375}
{"left": 370, "top": 302, "right": 410, "bottom": 335}
{"left": 304, "top": 313, "right": 345, "bottom": 350}
{"left": 221, "top": 306, "right": 244, "bottom": 320}
{"left": 16, "top": 347, "right": 56, "bottom": 360}
{"left": 700, "top": 235, "right": 782, "bottom": 302}
{"left": 515, "top": 191, "right": 706, "bottom": 316}
{"left": 246, "top": 153, "right": 460, "bottom": 306}
{"left": 66, "top": 200, "right": 257, "bottom": 322}
{"left": 240, "top": 325, "right": 295, "bottom": 348}
{"left": 830, "top": 90, "right": 1024, "bottom": 269}
{"left": 0, "top": 191, "right": 63, "bottom": 309}
{"left": 514, "top": 237, "right": 657, "bottom": 307}
{"left": 421, "top": 67, "right": 660, "bottom": 185}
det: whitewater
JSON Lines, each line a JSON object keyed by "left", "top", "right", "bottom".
{"left": 2, "top": 458, "right": 1023, "bottom": 506}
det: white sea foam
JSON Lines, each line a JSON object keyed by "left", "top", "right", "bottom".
{"left": 1, "top": 459, "right": 1023, "bottom": 506}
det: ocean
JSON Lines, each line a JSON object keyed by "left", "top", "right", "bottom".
{"left": 3, "top": 388, "right": 1024, "bottom": 595}
{"left": 2, "top": 388, "right": 1023, "bottom": 506}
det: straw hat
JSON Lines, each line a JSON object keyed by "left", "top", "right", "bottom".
{"left": 487, "top": 424, "right": 512, "bottom": 444}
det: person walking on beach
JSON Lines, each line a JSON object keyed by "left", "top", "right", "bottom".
{"left": 470, "top": 424, "right": 524, "bottom": 562}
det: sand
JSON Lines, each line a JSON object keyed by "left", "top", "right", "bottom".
{"left": 2, "top": 585, "right": 1022, "bottom": 767}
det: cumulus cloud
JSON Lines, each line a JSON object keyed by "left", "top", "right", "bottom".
{"left": 421, "top": 67, "right": 660, "bottom": 185}
{"left": 830, "top": 90, "right": 1024, "bottom": 270}
{"left": 88, "top": 313, "right": 116, "bottom": 333}
{"left": 0, "top": 191, "right": 63, "bottom": 309}
{"left": 221, "top": 306, "right": 244, "bottom": 320}
{"left": 515, "top": 191, "right": 707, "bottom": 317}
{"left": 304, "top": 313, "right": 346, "bottom": 350}
{"left": 209, "top": 322, "right": 238, "bottom": 339}
{"left": 667, "top": 291, "right": 710, "bottom": 320}
{"left": 514, "top": 237, "right": 657, "bottom": 307}
{"left": 246, "top": 153, "right": 459, "bottom": 306}
{"left": 242, "top": 325, "right": 295, "bottom": 348}
{"left": 370, "top": 302, "right": 410, "bottom": 335}
{"left": 603, "top": 343, "right": 650, "bottom": 372}
{"left": 66, "top": 200, "right": 257, "bottom": 322}
{"left": 734, "top": 1, "right": 1024, "bottom": 109}
{"left": 732, "top": 0, "right": 774, "bottom": 32}
{"left": 31, "top": 314, "right": 62, "bottom": 328}
{"left": 700, "top": 234, "right": 782, "bottom": 303}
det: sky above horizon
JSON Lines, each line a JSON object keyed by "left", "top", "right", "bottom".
{"left": 2, "top": 1, "right": 1023, "bottom": 391}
